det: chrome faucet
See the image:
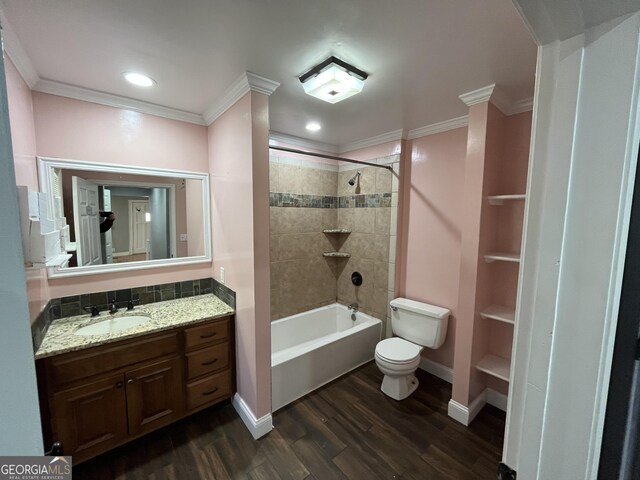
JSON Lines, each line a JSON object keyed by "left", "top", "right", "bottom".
{"left": 109, "top": 298, "right": 118, "bottom": 314}
{"left": 348, "top": 302, "right": 359, "bottom": 313}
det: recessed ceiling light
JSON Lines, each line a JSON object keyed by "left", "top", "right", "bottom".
{"left": 299, "top": 56, "right": 368, "bottom": 104}
{"left": 306, "top": 122, "right": 322, "bottom": 132}
{"left": 123, "top": 72, "right": 155, "bottom": 87}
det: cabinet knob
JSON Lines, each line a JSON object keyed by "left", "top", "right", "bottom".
{"left": 115, "top": 381, "right": 123, "bottom": 388}
{"left": 127, "top": 379, "right": 134, "bottom": 384}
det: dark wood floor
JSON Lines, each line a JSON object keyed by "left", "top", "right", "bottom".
{"left": 74, "top": 362, "right": 505, "bottom": 479}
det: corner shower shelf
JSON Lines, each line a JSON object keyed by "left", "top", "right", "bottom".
{"left": 323, "top": 252, "right": 351, "bottom": 258}
{"left": 488, "top": 194, "right": 526, "bottom": 205}
{"left": 480, "top": 305, "right": 515, "bottom": 325}
{"left": 323, "top": 229, "right": 352, "bottom": 234}
{"left": 476, "top": 354, "right": 511, "bottom": 382}
{"left": 484, "top": 252, "right": 520, "bottom": 263}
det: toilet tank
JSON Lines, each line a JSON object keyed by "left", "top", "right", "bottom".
{"left": 390, "top": 298, "right": 450, "bottom": 349}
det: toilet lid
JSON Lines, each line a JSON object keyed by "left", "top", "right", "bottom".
{"left": 376, "top": 338, "right": 422, "bottom": 363}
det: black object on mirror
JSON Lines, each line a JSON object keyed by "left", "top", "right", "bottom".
{"left": 351, "top": 272, "right": 363, "bottom": 286}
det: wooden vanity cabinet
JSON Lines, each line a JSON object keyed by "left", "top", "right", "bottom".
{"left": 36, "top": 315, "right": 234, "bottom": 464}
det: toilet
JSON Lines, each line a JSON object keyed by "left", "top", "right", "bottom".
{"left": 375, "top": 298, "right": 450, "bottom": 400}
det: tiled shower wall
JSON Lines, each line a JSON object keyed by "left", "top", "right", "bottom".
{"left": 337, "top": 155, "right": 399, "bottom": 335}
{"left": 269, "top": 151, "right": 400, "bottom": 331}
{"left": 269, "top": 156, "right": 338, "bottom": 319}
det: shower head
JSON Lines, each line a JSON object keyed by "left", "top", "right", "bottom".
{"left": 348, "top": 171, "right": 361, "bottom": 186}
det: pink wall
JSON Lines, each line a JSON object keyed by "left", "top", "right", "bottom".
{"left": 209, "top": 91, "right": 271, "bottom": 419}
{"left": 451, "top": 102, "right": 490, "bottom": 405}
{"left": 32, "top": 92, "right": 208, "bottom": 172}
{"left": 397, "top": 128, "right": 467, "bottom": 368}
{"left": 250, "top": 93, "right": 272, "bottom": 417}
{"left": 5, "top": 57, "right": 49, "bottom": 323}
{"left": 31, "top": 92, "right": 212, "bottom": 297}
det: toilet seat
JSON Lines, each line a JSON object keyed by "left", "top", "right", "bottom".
{"left": 375, "top": 338, "right": 422, "bottom": 364}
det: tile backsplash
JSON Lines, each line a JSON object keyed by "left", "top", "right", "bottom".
{"left": 31, "top": 277, "right": 235, "bottom": 353}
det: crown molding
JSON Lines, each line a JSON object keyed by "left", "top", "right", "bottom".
{"left": 508, "top": 96, "right": 534, "bottom": 115}
{"left": 459, "top": 83, "right": 496, "bottom": 106}
{"left": 246, "top": 71, "right": 280, "bottom": 96}
{"left": 204, "top": 71, "right": 279, "bottom": 125}
{"left": 33, "top": 79, "right": 207, "bottom": 125}
{"left": 269, "top": 131, "right": 338, "bottom": 154}
{"left": 459, "top": 83, "right": 533, "bottom": 117}
{"left": 338, "top": 129, "right": 405, "bottom": 154}
{"left": 0, "top": 9, "right": 39, "bottom": 88}
{"left": 407, "top": 115, "right": 469, "bottom": 140}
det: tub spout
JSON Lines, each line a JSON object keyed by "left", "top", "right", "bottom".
{"left": 348, "top": 303, "right": 359, "bottom": 313}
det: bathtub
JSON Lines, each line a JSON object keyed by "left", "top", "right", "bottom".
{"left": 271, "top": 303, "right": 382, "bottom": 411}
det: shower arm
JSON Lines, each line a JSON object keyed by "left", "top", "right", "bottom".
{"left": 269, "top": 146, "right": 393, "bottom": 171}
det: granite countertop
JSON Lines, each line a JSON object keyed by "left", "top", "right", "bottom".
{"left": 35, "top": 294, "right": 234, "bottom": 359}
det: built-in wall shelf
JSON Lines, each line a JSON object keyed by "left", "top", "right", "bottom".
{"left": 488, "top": 194, "right": 526, "bottom": 205}
{"left": 480, "top": 305, "right": 515, "bottom": 324}
{"left": 323, "top": 229, "right": 351, "bottom": 234}
{"left": 484, "top": 252, "right": 520, "bottom": 263}
{"left": 323, "top": 252, "right": 351, "bottom": 258}
{"left": 476, "top": 354, "right": 511, "bottom": 382}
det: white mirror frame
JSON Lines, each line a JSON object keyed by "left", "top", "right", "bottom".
{"left": 38, "top": 156, "right": 212, "bottom": 278}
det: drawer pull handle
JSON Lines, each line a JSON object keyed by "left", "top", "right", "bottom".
{"left": 202, "top": 387, "right": 219, "bottom": 396}
{"left": 127, "top": 379, "right": 134, "bottom": 384}
{"left": 200, "top": 332, "right": 217, "bottom": 339}
{"left": 202, "top": 359, "right": 218, "bottom": 366}
{"left": 115, "top": 381, "right": 123, "bottom": 389}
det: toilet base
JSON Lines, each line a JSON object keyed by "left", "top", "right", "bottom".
{"left": 380, "top": 374, "right": 419, "bottom": 400}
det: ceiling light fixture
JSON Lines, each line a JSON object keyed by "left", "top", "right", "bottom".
{"left": 123, "top": 72, "right": 156, "bottom": 87}
{"left": 305, "top": 122, "right": 321, "bottom": 132}
{"left": 299, "top": 56, "right": 368, "bottom": 104}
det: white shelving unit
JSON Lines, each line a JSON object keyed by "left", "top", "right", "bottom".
{"left": 476, "top": 354, "right": 511, "bottom": 382}
{"left": 488, "top": 194, "right": 526, "bottom": 205}
{"left": 484, "top": 252, "right": 520, "bottom": 263}
{"left": 480, "top": 305, "right": 515, "bottom": 324}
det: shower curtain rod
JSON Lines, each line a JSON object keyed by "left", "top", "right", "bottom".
{"left": 269, "top": 145, "right": 394, "bottom": 171}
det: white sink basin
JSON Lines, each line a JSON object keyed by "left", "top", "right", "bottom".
{"left": 74, "top": 316, "right": 151, "bottom": 336}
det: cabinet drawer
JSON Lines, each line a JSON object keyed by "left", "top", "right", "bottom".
{"left": 186, "top": 343, "right": 229, "bottom": 380}
{"left": 184, "top": 318, "right": 229, "bottom": 351}
{"left": 48, "top": 332, "right": 178, "bottom": 389}
{"left": 186, "top": 369, "right": 232, "bottom": 411}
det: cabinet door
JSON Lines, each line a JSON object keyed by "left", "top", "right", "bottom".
{"left": 125, "top": 357, "right": 183, "bottom": 436}
{"left": 52, "top": 373, "right": 127, "bottom": 461}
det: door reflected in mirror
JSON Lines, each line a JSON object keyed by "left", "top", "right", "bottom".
{"left": 38, "top": 157, "right": 210, "bottom": 277}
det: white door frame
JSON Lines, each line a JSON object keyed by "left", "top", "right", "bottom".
{"left": 503, "top": 13, "right": 640, "bottom": 479}
{"left": 128, "top": 199, "right": 150, "bottom": 256}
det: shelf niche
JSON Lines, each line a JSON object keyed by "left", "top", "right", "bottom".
{"left": 480, "top": 305, "right": 515, "bottom": 325}
{"left": 484, "top": 252, "right": 520, "bottom": 263}
{"left": 487, "top": 194, "right": 526, "bottom": 205}
{"left": 476, "top": 354, "right": 511, "bottom": 382}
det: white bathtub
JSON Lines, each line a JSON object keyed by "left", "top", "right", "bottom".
{"left": 271, "top": 303, "right": 382, "bottom": 411}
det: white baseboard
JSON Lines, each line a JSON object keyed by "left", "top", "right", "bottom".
{"left": 418, "top": 356, "right": 453, "bottom": 383}
{"left": 447, "top": 391, "right": 487, "bottom": 426}
{"left": 447, "top": 399, "right": 470, "bottom": 425}
{"left": 232, "top": 393, "right": 273, "bottom": 439}
{"left": 447, "top": 388, "right": 508, "bottom": 426}
{"left": 419, "top": 358, "right": 508, "bottom": 423}
{"left": 485, "top": 388, "right": 508, "bottom": 411}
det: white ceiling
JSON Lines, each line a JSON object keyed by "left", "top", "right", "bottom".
{"left": 0, "top": 0, "right": 537, "bottom": 147}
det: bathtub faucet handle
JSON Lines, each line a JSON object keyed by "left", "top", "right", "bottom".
{"left": 348, "top": 303, "right": 359, "bottom": 313}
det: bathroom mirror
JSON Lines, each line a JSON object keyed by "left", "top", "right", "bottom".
{"left": 37, "top": 157, "right": 211, "bottom": 277}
